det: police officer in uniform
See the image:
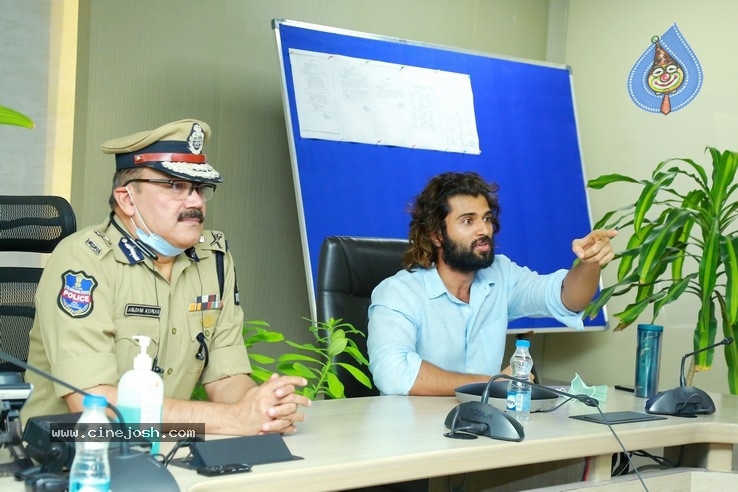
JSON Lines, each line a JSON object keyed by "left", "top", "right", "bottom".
{"left": 24, "top": 119, "right": 310, "bottom": 435}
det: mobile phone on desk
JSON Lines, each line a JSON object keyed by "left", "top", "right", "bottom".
{"left": 196, "top": 463, "right": 252, "bottom": 477}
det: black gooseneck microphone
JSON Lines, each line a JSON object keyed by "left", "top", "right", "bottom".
{"left": 645, "top": 337, "right": 734, "bottom": 417}
{"left": 679, "top": 337, "right": 733, "bottom": 387}
{"left": 0, "top": 350, "right": 179, "bottom": 492}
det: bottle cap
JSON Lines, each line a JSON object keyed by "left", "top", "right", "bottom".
{"left": 83, "top": 394, "right": 108, "bottom": 408}
{"left": 132, "top": 335, "right": 153, "bottom": 370}
{"left": 637, "top": 323, "right": 663, "bottom": 332}
{"left": 515, "top": 339, "right": 531, "bottom": 348}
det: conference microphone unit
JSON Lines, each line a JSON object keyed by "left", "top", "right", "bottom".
{"left": 444, "top": 374, "right": 600, "bottom": 441}
{"left": 483, "top": 374, "right": 601, "bottom": 408}
{"left": 0, "top": 350, "right": 180, "bottom": 492}
{"left": 645, "top": 337, "right": 734, "bottom": 417}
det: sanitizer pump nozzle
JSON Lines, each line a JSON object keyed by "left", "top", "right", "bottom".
{"left": 131, "top": 335, "right": 153, "bottom": 371}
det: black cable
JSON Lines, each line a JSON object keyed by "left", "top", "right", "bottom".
{"left": 443, "top": 406, "right": 482, "bottom": 440}
{"left": 483, "top": 374, "right": 650, "bottom": 492}
{"left": 588, "top": 405, "right": 649, "bottom": 491}
{"left": 632, "top": 449, "right": 678, "bottom": 469}
{"left": 611, "top": 451, "right": 631, "bottom": 476}
{"left": 162, "top": 438, "right": 194, "bottom": 467}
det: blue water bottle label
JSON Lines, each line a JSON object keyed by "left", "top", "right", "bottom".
{"left": 69, "top": 478, "right": 110, "bottom": 492}
{"left": 506, "top": 392, "right": 517, "bottom": 411}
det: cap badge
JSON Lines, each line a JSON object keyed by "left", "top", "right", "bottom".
{"left": 188, "top": 123, "right": 205, "bottom": 155}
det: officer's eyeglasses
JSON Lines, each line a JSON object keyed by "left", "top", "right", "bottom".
{"left": 124, "top": 179, "right": 216, "bottom": 202}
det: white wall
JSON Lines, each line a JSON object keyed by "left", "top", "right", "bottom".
{"left": 0, "top": 0, "right": 51, "bottom": 197}
{"left": 542, "top": 0, "right": 738, "bottom": 395}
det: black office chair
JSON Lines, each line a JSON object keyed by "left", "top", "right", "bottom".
{"left": 0, "top": 195, "right": 76, "bottom": 376}
{"left": 316, "top": 235, "right": 409, "bottom": 398}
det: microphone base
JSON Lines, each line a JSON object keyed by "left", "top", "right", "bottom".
{"left": 444, "top": 401, "right": 524, "bottom": 442}
{"left": 109, "top": 448, "right": 179, "bottom": 492}
{"left": 645, "top": 386, "right": 716, "bottom": 417}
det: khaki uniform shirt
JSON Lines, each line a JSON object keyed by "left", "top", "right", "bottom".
{"left": 23, "top": 215, "right": 251, "bottom": 420}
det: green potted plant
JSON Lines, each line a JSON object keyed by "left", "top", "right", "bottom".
{"left": 192, "top": 318, "right": 372, "bottom": 400}
{"left": 0, "top": 105, "right": 34, "bottom": 128}
{"left": 584, "top": 147, "right": 738, "bottom": 393}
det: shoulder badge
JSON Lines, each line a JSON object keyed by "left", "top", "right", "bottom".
{"left": 57, "top": 270, "right": 97, "bottom": 318}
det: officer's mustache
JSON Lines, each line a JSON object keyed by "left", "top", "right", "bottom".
{"left": 178, "top": 210, "right": 205, "bottom": 223}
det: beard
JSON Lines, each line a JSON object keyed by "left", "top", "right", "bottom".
{"left": 440, "top": 234, "right": 495, "bottom": 273}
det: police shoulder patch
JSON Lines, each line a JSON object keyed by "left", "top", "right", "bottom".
{"left": 57, "top": 270, "right": 98, "bottom": 318}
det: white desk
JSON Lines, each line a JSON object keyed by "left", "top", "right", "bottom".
{"left": 4, "top": 390, "right": 738, "bottom": 491}
{"left": 171, "top": 390, "right": 738, "bottom": 491}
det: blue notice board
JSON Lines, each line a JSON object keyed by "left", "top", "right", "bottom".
{"left": 273, "top": 19, "right": 607, "bottom": 332}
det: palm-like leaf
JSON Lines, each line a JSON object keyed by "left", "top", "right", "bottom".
{"left": 0, "top": 106, "right": 34, "bottom": 128}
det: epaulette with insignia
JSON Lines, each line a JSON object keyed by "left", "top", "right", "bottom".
{"left": 84, "top": 229, "right": 114, "bottom": 258}
{"left": 118, "top": 237, "right": 146, "bottom": 264}
{"left": 202, "top": 230, "right": 227, "bottom": 252}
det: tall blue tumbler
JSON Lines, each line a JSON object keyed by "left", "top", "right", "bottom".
{"left": 634, "top": 324, "right": 663, "bottom": 398}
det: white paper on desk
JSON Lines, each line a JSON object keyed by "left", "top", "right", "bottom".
{"left": 288, "top": 48, "right": 481, "bottom": 154}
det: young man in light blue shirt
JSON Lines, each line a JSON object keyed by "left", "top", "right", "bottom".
{"left": 367, "top": 171, "right": 617, "bottom": 396}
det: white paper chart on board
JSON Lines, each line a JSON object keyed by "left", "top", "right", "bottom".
{"left": 288, "top": 48, "right": 480, "bottom": 154}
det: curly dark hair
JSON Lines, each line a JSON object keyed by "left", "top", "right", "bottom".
{"left": 403, "top": 171, "right": 501, "bottom": 269}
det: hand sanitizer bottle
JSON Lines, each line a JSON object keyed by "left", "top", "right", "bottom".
{"left": 117, "top": 335, "right": 164, "bottom": 455}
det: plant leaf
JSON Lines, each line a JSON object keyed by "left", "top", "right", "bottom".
{"left": 710, "top": 148, "right": 738, "bottom": 210}
{"left": 0, "top": 105, "right": 34, "bottom": 128}
{"left": 249, "top": 367, "right": 273, "bottom": 384}
{"left": 327, "top": 337, "right": 348, "bottom": 358}
{"left": 341, "top": 345, "right": 369, "bottom": 365}
{"left": 336, "top": 362, "right": 372, "bottom": 388}
{"left": 278, "top": 361, "right": 319, "bottom": 379}
{"left": 694, "top": 302, "right": 718, "bottom": 370}
{"left": 617, "top": 227, "right": 653, "bottom": 281}
{"left": 652, "top": 275, "right": 694, "bottom": 317}
{"left": 633, "top": 171, "right": 676, "bottom": 234}
{"left": 587, "top": 173, "right": 640, "bottom": 189}
{"left": 325, "top": 371, "right": 345, "bottom": 398}
{"left": 697, "top": 220, "right": 721, "bottom": 310}
{"left": 637, "top": 209, "right": 690, "bottom": 283}
{"left": 285, "top": 340, "right": 323, "bottom": 353}
{"left": 249, "top": 353, "right": 276, "bottom": 364}
{"left": 277, "top": 352, "right": 322, "bottom": 364}
{"left": 723, "top": 236, "right": 738, "bottom": 325}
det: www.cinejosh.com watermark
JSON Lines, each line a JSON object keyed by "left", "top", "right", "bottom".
{"left": 49, "top": 422, "right": 204, "bottom": 443}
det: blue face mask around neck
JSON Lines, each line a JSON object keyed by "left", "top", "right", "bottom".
{"left": 134, "top": 225, "right": 186, "bottom": 257}
{"left": 126, "top": 186, "right": 186, "bottom": 257}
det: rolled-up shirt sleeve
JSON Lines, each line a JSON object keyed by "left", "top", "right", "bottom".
{"left": 367, "top": 276, "right": 424, "bottom": 395}
{"left": 507, "top": 267, "right": 584, "bottom": 331}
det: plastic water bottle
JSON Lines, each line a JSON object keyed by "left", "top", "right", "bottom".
{"left": 506, "top": 339, "right": 534, "bottom": 423}
{"left": 69, "top": 394, "right": 111, "bottom": 492}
